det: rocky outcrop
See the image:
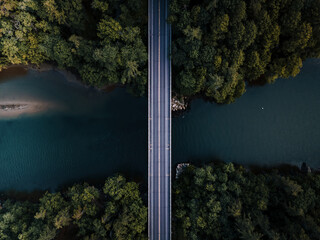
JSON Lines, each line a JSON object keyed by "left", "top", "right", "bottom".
{"left": 172, "top": 97, "right": 188, "bottom": 112}
{"left": 175, "top": 163, "right": 190, "bottom": 179}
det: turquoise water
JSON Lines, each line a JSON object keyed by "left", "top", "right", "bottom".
{"left": 0, "top": 71, "right": 147, "bottom": 191}
{"left": 0, "top": 59, "right": 320, "bottom": 191}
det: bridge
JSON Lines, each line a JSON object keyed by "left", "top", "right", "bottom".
{"left": 148, "top": 0, "right": 171, "bottom": 239}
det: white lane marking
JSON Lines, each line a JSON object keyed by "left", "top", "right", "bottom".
{"left": 158, "top": 0, "right": 161, "bottom": 237}
{"left": 147, "top": 1, "right": 152, "bottom": 237}
{"left": 168, "top": 0, "right": 172, "bottom": 235}
{"left": 149, "top": 0, "right": 172, "bottom": 238}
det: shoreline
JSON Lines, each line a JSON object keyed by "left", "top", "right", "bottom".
{"left": 0, "top": 66, "right": 28, "bottom": 82}
{"left": 1, "top": 64, "right": 190, "bottom": 115}
{"left": 0, "top": 64, "right": 124, "bottom": 119}
{"left": 1, "top": 64, "right": 120, "bottom": 91}
{"left": 6, "top": 63, "right": 87, "bottom": 88}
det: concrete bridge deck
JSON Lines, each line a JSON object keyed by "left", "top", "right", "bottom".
{"left": 148, "top": 0, "right": 171, "bottom": 239}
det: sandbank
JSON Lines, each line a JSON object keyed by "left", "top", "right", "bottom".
{"left": 0, "top": 101, "right": 56, "bottom": 119}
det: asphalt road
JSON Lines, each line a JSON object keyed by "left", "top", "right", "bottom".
{"left": 148, "top": 0, "right": 171, "bottom": 239}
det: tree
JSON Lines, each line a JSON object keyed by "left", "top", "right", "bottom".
{"left": 169, "top": 0, "right": 320, "bottom": 103}
{"left": 0, "top": 176, "right": 148, "bottom": 240}
{"left": 0, "top": 0, "right": 148, "bottom": 95}
{"left": 101, "top": 175, "right": 147, "bottom": 240}
{"left": 173, "top": 161, "right": 320, "bottom": 240}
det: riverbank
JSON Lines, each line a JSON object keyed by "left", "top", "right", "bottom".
{"left": 0, "top": 64, "right": 125, "bottom": 92}
{"left": 0, "top": 66, "right": 28, "bottom": 82}
{"left": 0, "top": 64, "right": 110, "bottom": 119}
{"left": 0, "top": 175, "right": 148, "bottom": 240}
{"left": 174, "top": 159, "right": 319, "bottom": 179}
{"left": 1, "top": 64, "right": 189, "bottom": 114}
{"left": 1, "top": 161, "right": 320, "bottom": 240}
{"left": 0, "top": 64, "right": 86, "bottom": 87}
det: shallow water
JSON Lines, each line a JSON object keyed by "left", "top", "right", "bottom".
{"left": 0, "top": 59, "right": 320, "bottom": 191}
{"left": 0, "top": 70, "right": 147, "bottom": 191}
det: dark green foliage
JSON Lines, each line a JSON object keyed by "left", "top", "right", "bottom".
{"left": 0, "top": 176, "right": 147, "bottom": 240}
{"left": 102, "top": 175, "right": 147, "bottom": 240}
{"left": 169, "top": 0, "right": 320, "bottom": 103}
{"left": 0, "top": 0, "right": 148, "bottom": 95}
{"left": 173, "top": 162, "right": 320, "bottom": 240}
{"left": 1, "top": 165, "right": 320, "bottom": 239}
{"left": 1, "top": 0, "right": 320, "bottom": 101}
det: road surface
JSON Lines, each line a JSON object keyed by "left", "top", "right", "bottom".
{"left": 148, "top": 0, "right": 172, "bottom": 239}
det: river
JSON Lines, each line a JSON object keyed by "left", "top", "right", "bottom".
{"left": 0, "top": 59, "right": 319, "bottom": 191}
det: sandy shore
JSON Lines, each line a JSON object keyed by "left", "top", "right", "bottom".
{"left": 0, "top": 101, "right": 56, "bottom": 118}
{"left": 0, "top": 65, "right": 85, "bottom": 119}
{"left": 0, "top": 64, "right": 118, "bottom": 119}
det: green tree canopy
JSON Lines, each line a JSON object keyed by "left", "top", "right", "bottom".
{"left": 173, "top": 162, "right": 320, "bottom": 240}
{"left": 169, "top": 0, "right": 320, "bottom": 103}
{"left": 0, "top": 0, "right": 148, "bottom": 95}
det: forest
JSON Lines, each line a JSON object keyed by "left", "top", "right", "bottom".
{"left": 0, "top": 0, "right": 148, "bottom": 96}
{"left": 0, "top": 175, "right": 148, "bottom": 240}
{"left": 1, "top": 0, "right": 320, "bottom": 102}
{"left": 173, "top": 162, "right": 320, "bottom": 240}
{"left": 169, "top": 0, "right": 320, "bottom": 103}
{"left": 1, "top": 163, "right": 320, "bottom": 240}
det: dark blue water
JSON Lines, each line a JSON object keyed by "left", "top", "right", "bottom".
{"left": 173, "top": 59, "right": 320, "bottom": 168}
{"left": 0, "top": 59, "right": 320, "bottom": 191}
